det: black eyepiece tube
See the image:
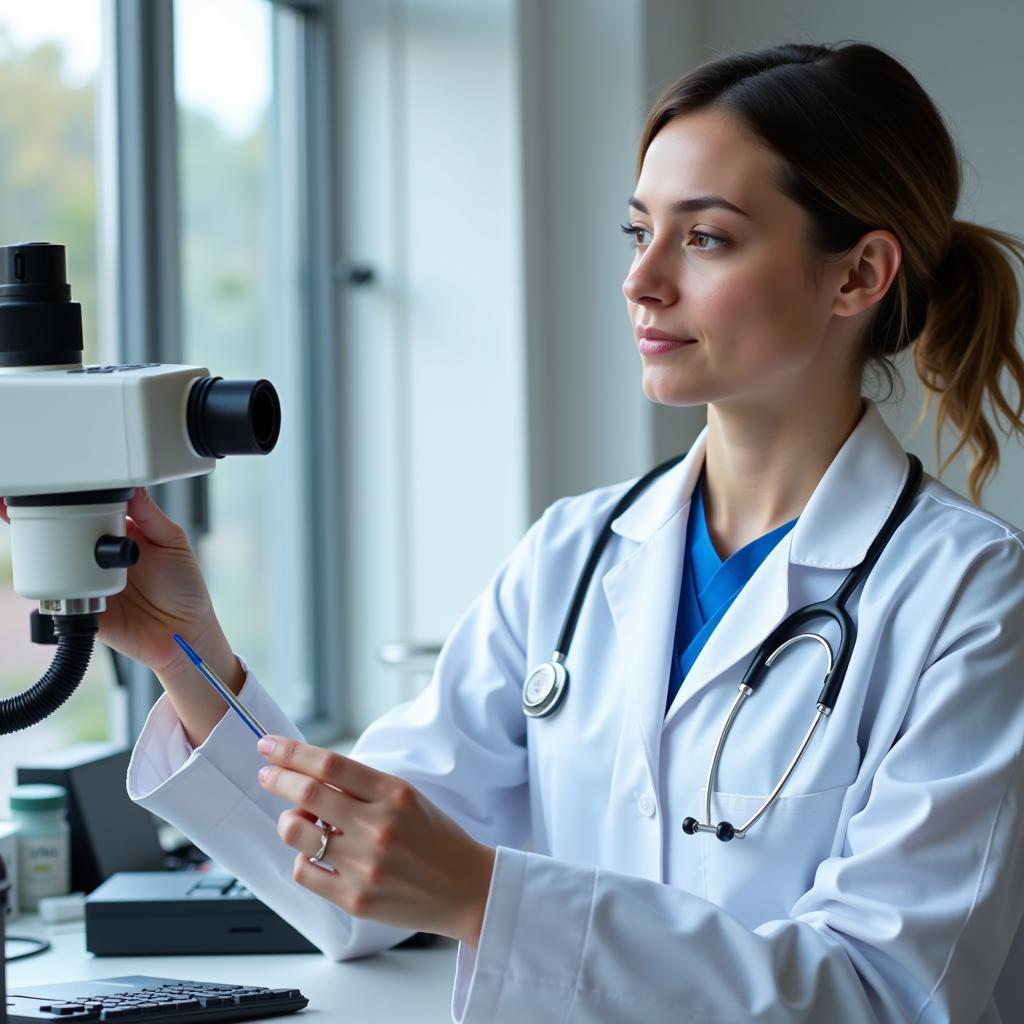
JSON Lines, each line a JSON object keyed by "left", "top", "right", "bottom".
{"left": 187, "top": 376, "right": 282, "bottom": 459}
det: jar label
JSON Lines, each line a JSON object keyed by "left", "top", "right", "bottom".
{"left": 18, "top": 834, "right": 69, "bottom": 907}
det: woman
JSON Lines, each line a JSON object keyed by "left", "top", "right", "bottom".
{"left": 20, "top": 40, "right": 1024, "bottom": 1021}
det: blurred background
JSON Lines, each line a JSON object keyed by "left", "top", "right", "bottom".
{"left": 0, "top": 0, "right": 1022, "bottom": 814}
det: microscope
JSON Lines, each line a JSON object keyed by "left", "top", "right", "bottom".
{"left": 0, "top": 242, "right": 282, "bottom": 1012}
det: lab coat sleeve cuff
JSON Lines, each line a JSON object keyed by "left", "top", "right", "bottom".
{"left": 452, "top": 846, "right": 594, "bottom": 1022}
{"left": 126, "top": 655, "right": 414, "bottom": 961}
{"left": 127, "top": 653, "right": 305, "bottom": 805}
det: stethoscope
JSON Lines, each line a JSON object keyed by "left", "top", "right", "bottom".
{"left": 522, "top": 446, "right": 924, "bottom": 842}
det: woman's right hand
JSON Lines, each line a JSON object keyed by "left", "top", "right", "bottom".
{"left": 0, "top": 488, "right": 222, "bottom": 679}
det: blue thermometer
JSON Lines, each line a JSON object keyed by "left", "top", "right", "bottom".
{"left": 172, "top": 633, "right": 267, "bottom": 739}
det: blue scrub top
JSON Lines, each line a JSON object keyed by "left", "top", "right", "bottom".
{"left": 666, "top": 465, "right": 799, "bottom": 713}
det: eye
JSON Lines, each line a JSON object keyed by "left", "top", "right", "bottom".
{"left": 619, "top": 223, "right": 650, "bottom": 248}
{"left": 688, "top": 229, "right": 728, "bottom": 252}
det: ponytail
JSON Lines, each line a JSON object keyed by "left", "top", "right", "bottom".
{"left": 911, "top": 220, "right": 1024, "bottom": 504}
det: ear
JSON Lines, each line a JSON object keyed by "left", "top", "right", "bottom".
{"left": 832, "top": 229, "right": 902, "bottom": 319}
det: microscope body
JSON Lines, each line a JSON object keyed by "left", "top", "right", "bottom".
{"left": 0, "top": 363, "right": 216, "bottom": 497}
{"left": 0, "top": 363, "right": 215, "bottom": 601}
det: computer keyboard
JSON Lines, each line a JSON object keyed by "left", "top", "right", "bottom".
{"left": 6, "top": 975, "right": 307, "bottom": 1022}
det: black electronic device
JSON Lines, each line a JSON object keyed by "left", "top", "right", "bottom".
{"left": 86, "top": 869, "right": 437, "bottom": 957}
{"left": 85, "top": 873, "right": 318, "bottom": 956}
{"left": 16, "top": 744, "right": 166, "bottom": 894}
{"left": 6, "top": 975, "right": 307, "bottom": 1022}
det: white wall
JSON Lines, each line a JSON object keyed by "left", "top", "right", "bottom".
{"left": 334, "top": 0, "right": 527, "bottom": 729}
{"left": 518, "top": 0, "right": 711, "bottom": 515}
{"left": 517, "top": 0, "right": 649, "bottom": 515}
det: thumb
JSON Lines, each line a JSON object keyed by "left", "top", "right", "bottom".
{"left": 126, "top": 487, "right": 189, "bottom": 547}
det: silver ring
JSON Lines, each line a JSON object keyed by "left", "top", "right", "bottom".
{"left": 310, "top": 820, "right": 333, "bottom": 864}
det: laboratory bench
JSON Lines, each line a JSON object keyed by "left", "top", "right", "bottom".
{"left": 6, "top": 913, "right": 459, "bottom": 1021}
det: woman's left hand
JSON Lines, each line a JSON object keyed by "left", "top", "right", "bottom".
{"left": 256, "top": 735, "right": 496, "bottom": 947}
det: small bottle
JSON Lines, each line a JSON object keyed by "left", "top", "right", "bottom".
{"left": 9, "top": 784, "right": 70, "bottom": 912}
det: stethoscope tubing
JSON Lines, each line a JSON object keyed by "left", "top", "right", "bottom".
{"left": 524, "top": 444, "right": 924, "bottom": 842}
{"left": 552, "top": 451, "right": 689, "bottom": 660}
{"left": 739, "top": 451, "right": 923, "bottom": 712}
{"left": 681, "top": 451, "right": 922, "bottom": 840}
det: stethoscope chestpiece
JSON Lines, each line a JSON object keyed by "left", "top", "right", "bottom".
{"left": 521, "top": 656, "right": 569, "bottom": 718}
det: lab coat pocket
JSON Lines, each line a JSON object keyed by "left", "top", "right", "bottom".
{"left": 699, "top": 782, "right": 849, "bottom": 930}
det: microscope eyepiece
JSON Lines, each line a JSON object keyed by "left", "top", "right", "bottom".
{"left": 187, "top": 376, "right": 282, "bottom": 458}
{"left": 0, "top": 241, "right": 71, "bottom": 298}
{"left": 0, "top": 241, "right": 83, "bottom": 368}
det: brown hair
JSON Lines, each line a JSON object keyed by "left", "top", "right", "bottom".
{"left": 637, "top": 41, "right": 1024, "bottom": 505}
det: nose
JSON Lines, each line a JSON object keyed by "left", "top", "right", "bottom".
{"left": 622, "top": 243, "right": 679, "bottom": 309}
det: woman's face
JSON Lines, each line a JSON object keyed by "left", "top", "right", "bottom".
{"left": 622, "top": 108, "right": 854, "bottom": 410}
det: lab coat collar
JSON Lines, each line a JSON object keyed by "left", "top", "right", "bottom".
{"left": 609, "top": 396, "right": 911, "bottom": 572}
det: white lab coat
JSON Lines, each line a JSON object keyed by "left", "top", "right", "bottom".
{"left": 127, "top": 396, "right": 1024, "bottom": 1023}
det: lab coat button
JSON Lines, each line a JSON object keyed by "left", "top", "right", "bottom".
{"left": 637, "top": 794, "right": 656, "bottom": 817}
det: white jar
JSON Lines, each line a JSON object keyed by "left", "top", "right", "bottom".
{"left": 10, "top": 784, "right": 70, "bottom": 911}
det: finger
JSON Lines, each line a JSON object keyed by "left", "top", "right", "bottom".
{"left": 259, "top": 764, "right": 366, "bottom": 826}
{"left": 293, "top": 854, "right": 348, "bottom": 904}
{"left": 278, "top": 808, "right": 341, "bottom": 859}
{"left": 126, "top": 486, "right": 189, "bottom": 547}
{"left": 279, "top": 806, "right": 321, "bottom": 837}
{"left": 256, "top": 736, "right": 386, "bottom": 802}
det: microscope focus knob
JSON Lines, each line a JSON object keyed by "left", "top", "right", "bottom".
{"left": 94, "top": 535, "right": 140, "bottom": 570}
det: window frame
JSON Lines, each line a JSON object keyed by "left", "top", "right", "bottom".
{"left": 108, "top": 0, "right": 344, "bottom": 744}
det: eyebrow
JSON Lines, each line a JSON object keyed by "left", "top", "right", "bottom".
{"left": 627, "top": 194, "right": 751, "bottom": 219}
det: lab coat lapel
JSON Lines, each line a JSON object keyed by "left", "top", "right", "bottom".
{"left": 602, "top": 498, "right": 693, "bottom": 784}
{"left": 599, "top": 431, "right": 708, "bottom": 781}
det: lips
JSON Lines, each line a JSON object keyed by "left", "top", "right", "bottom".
{"left": 636, "top": 325, "right": 696, "bottom": 355}
{"left": 637, "top": 325, "right": 696, "bottom": 343}
{"left": 638, "top": 337, "right": 695, "bottom": 355}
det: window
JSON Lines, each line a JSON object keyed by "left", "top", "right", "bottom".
{"left": 0, "top": 0, "right": 118, "bottom": 812}
{"left": 175, "top": 0, "right": 316, "bottom": 724}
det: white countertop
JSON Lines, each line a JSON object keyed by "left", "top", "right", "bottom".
{"left": 5, "top": 913, "right": 459, "bottom": 1021}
